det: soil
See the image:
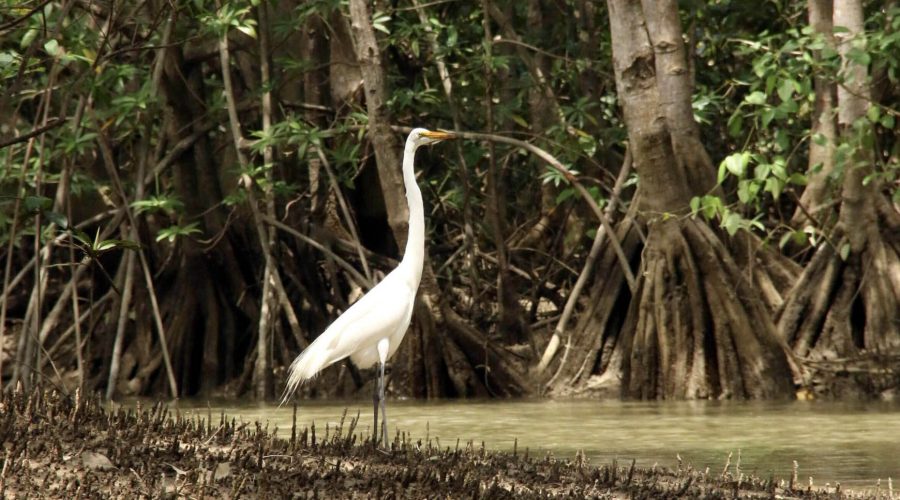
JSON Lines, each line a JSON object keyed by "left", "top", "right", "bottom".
{"left": 0, "top": 387, "right": 877, "bottom": 498}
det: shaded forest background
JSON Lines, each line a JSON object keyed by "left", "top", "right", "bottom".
{"left": 0, "top": 0, "right": 897, "bottom": 401}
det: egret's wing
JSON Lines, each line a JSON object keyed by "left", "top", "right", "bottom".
{"left": 281, "top": 273, "right": 414, "bottom": 403}
{"left": 325, "top": 275, "right": 414, "bottom": 356}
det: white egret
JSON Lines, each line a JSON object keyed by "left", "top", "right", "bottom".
{"left": 281, "top": 128, "right": 453, "bottom": 447}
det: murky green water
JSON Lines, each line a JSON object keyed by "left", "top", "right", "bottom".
{"left": 173, "top": 398, "right": 899, "bottom": 490}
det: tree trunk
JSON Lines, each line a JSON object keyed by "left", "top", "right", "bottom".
{"left": 547, "top": 0, "right": 796, "bottom": 399}
{"left": 348, "top": 0, "right": 408, "bottom": 250}
{"left": 792, "top": 0, "right": 839, "bottom": 228}
{"left": 778, "top": 0, "right": 900, "bottom": 398}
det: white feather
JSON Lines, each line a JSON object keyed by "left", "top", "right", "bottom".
{"left": 280, "top": 271, "right": 415, "bottom": 404}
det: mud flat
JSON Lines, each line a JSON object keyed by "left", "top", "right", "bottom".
{"left": 0, "top": 388, "right": 882, "bottom": 498}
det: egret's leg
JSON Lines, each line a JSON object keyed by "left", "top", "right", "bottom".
{"left": 376, "top": 338, "right": 390, "bottom": 449}
{"left": 379, "top": 360, "right": 388, "bottom": 446}
{"left": 372, "top": 376, "right": 380, "bottom": 445}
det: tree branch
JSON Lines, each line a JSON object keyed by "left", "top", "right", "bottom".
{"left": 409, "top": 127, "right": 637, "bottom": 291}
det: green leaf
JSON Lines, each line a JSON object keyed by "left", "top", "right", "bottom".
{"left": 25, "top": 195, "right": 52, "bottom": 212}
{"left": 839, "top": 243, "right": 850, "bottom": 261}
{"left": 371, "top": 12, "right": 391, "bottom": 34}
{"left": 761, "top": 108, "right": 776, "bottom": 129}
{"left": 701, "top": 195, "right": 720, "bottom": 220}
{"left": 765, "top": 177, "right": 784, "bottom": 199}
{"left": 71, "top": 229, "right": 93, "bottom": 247}
{"left": 774, "top": 129, "right": 790, "bottom": 152}
{"left": 745, "top": 91, "right": 767, "bottom": 105}
{"left": 237, "top": 25, "right": 257, "bottom": 38}
{"left": 510, "top": 114, "right": 529, "bottom": 129}
{"left": 722, "top": 152, "right": 750, "bottom": 178}
{"left": 788, "top": 173, "right": 808, "bottom": 186}
{"left": 131, "top": 195, "right": 185, "bottom": 214}
{"left": 43, "top": 39, "right": 61, "bottom": 57}
{"left": 880, "top": 114, "right": 895, "bottom": 129}
{"left": 156, "top": 222, "right": 202, "bottom": 243}
{"left": 867, "top": 106, "right": 881, "bottom": 124}
{"left": 737, "top": 179, "right": 758, "bottom": 204}
{"left": 96, "top": 239, "right": 140, "bottom": 252}
{"left": 722, "top": 212, "right": 742, "bottom": 236}
{"left": 777, "top": 79, "right": 795, "bottom": 102}
{"left": 690, "top": 196, "right": 701, "bottom": 215}
{"left": 755, "top": 162, "right": 771, "bottom": 180}
{"left": 765, "top": 75, "right": 777, "bottom": 96}
{"left": 771, "top": 157, "right": 788, "bottom": 180}
{"left": 21, "top": 28, "right": 38, "bottom": 48}
{"left": 45, "top": 211, "right": 68, "bottom": 229}
{"left": 846, "top": 47, "right": 871, "bottom": 66}
{"left": 778, "top": 231, "right": 793, "bottom": 249}
{"left": 777, "top": 98, "right": 797, "bottom": 114}
{"left": 555, "top": 188, "right": 576, "bottom": 204}
{"left": 727, "top": 112, "right": 743, "bottom": 138}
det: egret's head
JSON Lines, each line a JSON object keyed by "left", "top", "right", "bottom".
{"left": 409, "top": 127, "right": 455, "bottom": 147}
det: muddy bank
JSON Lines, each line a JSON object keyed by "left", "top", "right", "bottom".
{"left": 0, "top": 388, "right": 878, "bottom": 498}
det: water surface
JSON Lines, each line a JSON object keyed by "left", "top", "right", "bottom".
{"left": 174, "top": 398, "right": 899, "bottom": 489}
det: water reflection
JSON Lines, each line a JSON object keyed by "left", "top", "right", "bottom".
{"left": 174, "top": 398, "right": 899, "bottom": 489}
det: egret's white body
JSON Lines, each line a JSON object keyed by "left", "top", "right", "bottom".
{"left": 281, "top": 128, "right": 452, "bottom": 445}
{"left": 284, "top": 263, "right": 417, "bottom": 380}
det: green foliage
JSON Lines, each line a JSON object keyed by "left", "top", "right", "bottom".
{"left": 684, "top": 2, "right": 900, "bottom": 245}
{"left": 200, "top": 2, "right": 258, "bottom": 38}
{"left": 131, "top": 195, "right": 185, "bottom": 215}
{"left": 156, "top": 223, "right": 202, "bottom": 243}
{"left": 71, "top": 228, "right": 140, "bottom": 257}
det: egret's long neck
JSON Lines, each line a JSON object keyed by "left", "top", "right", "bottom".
{"left": 401, "top": 138, "right": 425, "bottom": 287}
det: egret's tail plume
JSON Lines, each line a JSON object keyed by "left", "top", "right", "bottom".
{"left": 280, "top": 338, "right": 335, "bottom": 406}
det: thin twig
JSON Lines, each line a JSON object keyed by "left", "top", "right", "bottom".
{"left": 261, "top": 215, "right": 370, "bottom": 289}
{"left": 0, "top": 119, "right": 65, "bottom": 150}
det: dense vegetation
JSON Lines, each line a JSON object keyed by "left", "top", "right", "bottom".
{"left": 0, "top": 0, "right": 897, "bottom": 401}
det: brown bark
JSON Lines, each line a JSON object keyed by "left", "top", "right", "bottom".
{"left": 544, "top": 214, "right": 643, "bottom": 395}
{"left": 792, "top": 0, "right": 839, "bottom": 228}
{"left": 562, "top": 0, "right": 797, "bottom": 399}
{"left": 608, "top": 0, "right": 693, "bottom": 214}
{"left": 347, "top": 0, "right": 408, "bottom": 249}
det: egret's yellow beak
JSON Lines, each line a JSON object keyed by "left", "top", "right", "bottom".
{"left": 421, "top": 130, "right": 455, "bottom": 140}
